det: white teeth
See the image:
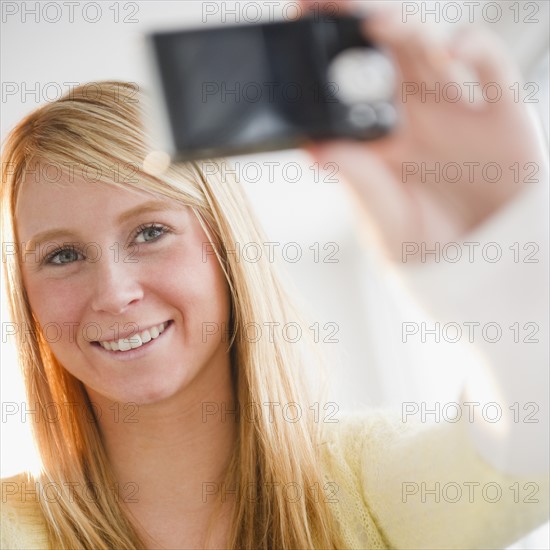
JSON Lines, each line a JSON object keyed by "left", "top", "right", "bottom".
{"left": 98, "top": 322, "right": 169, "bottom": 352}
{"left": 118, "top": 339, "right": 131, "bottom": 352}
{"left": 129, "top": 335, "right": 142, "bottom": 349}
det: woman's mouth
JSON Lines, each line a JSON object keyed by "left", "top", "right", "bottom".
{"left": 92, "top": 320, "right": 173, "bottom": 353}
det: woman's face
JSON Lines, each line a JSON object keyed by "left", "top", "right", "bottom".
{"left": 16, "top": 171, "right": 232, "bottom": 405}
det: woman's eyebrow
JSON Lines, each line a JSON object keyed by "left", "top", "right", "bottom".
{"left": 25, "top": 200, "right": 183, "bottom": 252}
{"left": 116, "top": 199, "right": 182, "bottom": 225}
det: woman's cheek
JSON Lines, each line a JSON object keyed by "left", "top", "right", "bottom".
{"left": 170, "top": 244, "right": 230, "bottom": 323}
{"left": 24, "top": 272, "right": 92, "bottom": 348}
{"left": 153, "top": 240, "right": 210, "bottom": 295}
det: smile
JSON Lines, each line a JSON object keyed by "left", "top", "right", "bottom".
{"left": 94, "top": 320, "right": 172, "bottom": 352}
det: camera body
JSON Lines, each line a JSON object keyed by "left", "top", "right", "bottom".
{"left": 147, "top": 14, "right": 396, "bottom": 161}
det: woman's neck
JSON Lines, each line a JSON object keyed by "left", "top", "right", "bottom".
{"left": 86, "top": 354, "right": 237, "bottom": 548}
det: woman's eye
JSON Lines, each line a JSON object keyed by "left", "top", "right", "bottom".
{"left": 46, "top": 248, "right": 83, "bottom": 265}
{"left": 134, "top": 225, "right": 167, "bottom": 244}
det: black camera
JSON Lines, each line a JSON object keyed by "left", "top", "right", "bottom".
{"left": 146, "top": 14, "right": 396, "bottom": 161}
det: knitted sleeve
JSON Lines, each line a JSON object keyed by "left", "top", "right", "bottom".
{"left": 356, "top": 410, "right": 549, "bottom": 549}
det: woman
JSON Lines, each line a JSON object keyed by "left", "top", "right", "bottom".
{"left": 1, "top": 5, "right": 548, "bottom": 550}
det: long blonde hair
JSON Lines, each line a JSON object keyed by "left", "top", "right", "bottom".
{"left": 1, "top": 81, "right": 344, "bottom": 548}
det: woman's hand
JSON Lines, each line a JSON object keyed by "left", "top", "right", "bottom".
{"left": 301, "top": 1, "right": 548, "bottom": 262}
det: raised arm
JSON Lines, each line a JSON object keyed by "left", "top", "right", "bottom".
{"left": 301, "top": 1, "right": 549, "bottom": 547}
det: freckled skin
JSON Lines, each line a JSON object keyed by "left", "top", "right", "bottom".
{"left": 16, "top": 176, "right": 232, "bottom": 406}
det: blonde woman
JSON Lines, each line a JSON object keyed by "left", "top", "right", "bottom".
{"left": 1, "top": 6, "right": 548, "bottom": 550}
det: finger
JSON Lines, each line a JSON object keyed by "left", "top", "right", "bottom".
{"left": 448, "top": 26, "right": 521, "bottom": 88}
{"left": 362, "top": 10, "right": 454, "bottom": 87}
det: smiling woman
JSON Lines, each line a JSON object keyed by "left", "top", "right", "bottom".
{"left": 1, "top": 81, "right": 347, "bottom": 549}
{"left": 1, "top": 12, "right": 549, "bottom": 547}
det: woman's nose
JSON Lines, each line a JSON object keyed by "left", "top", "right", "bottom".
{"left": 89, "top": 254, "right": 144, "bottom": 315}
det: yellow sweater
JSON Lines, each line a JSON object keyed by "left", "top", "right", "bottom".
{"left": 1, "top": 412, "right": 548, "bottom": 549}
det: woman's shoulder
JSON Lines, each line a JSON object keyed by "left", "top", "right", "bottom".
{"left": 316, "top": 409, "right": 405, "bottom": 494}
{"left": 315, "top": 410, "right": 407, "bottom": 549}
{"left": 318, "top": 408, "right": 407, "bottom": 450}
{"left": 316, "top": 409, "right": 425, "bottom": 502}
{"left": 1, "top": 472, "right": 50, "bottom": 550}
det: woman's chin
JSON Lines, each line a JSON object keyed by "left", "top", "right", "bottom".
{"left": 87, "top": 375, "right": 192, "bottom": 409}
